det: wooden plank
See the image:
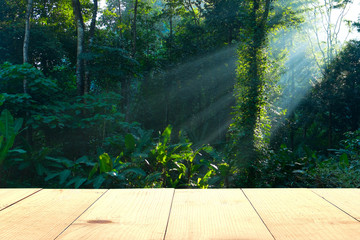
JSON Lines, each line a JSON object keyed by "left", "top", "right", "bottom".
{"left": 165, "top": 189, "right": 274, "bottom": 240}
{"left": 0, "top": 189, "right": 106, "bottom": 240}
{"left": 243, "top": 188, "right": 360, "bottom": 240}
{"left": 312, "top": 188, "right": 360, "bottom": 221}
{"left": 0, "top": 188, "right": 41, "bottom": 211}
{"left": 57, "top": 189, "right": 174, "bottom": 240}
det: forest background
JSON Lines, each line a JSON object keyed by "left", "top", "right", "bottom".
{"left": 0, "top": 0, "right": 359, "bottom": 188}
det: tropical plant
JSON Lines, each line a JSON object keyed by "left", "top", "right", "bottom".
{"left": 0, "top": 109, "right": 23, "bottom": 166}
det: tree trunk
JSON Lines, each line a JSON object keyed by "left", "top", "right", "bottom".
{"left": 89, "top": 0, "right": 98, "bottom": 45}
{"left": 23, "top": 0, "right": 33, "bottom": 94}
{"left": 72, "top": 0, "right": 86, "bottom": 96}
{"left": 233, "top": 0, "right": 271, "bottom": 186}
{"left": 84, "top": 0, "right": 98, "bottom": 94}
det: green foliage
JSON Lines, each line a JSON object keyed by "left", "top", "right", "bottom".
{"left": 0, "top": 62, "right": 58, "bottom": 96}
{"left": 33, "top": 125, "right": 222, "bottom": 189}
{"left": 308, "top": 130, "right": 360, "bottom": 187}
{"left": 147, "top": 125, "right": 217, "bottom": 188}
{"left": 43, "top": 153, "right": 147, "bottom": 189}
{"left": 85, "top": 45, "right": 140, "bottom": 90}
{"left": 203, "top": 0, "right": 243, "bottom": 46}
{"left": 1, "top": 0, "right": 359, "bottom": 189}
{"left": 256, "top": 129, "right": 360, "bottom": 188}
{"left": 0, "top": 109, "right": 23, "bottom": 166}
{"left": 0, "top": 62, "right": 60, "bottom": 129}
{"left": 255, "top": 145, "right": 314, "bottom": 187}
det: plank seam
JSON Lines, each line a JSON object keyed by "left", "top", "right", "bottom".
{"left": 53, "top": 189, "right": 109, "bottom": 240}
{"left": 241, "top": 189, "right": 277, "bottom": 240}
{"left": 310, "top": 189, "right": 360, "bottom": 223}
{"left": 162, "top": 188, "right": 175, "bottom": 240}
{"left": 0, "top": 188, "right": 43, "bottom": 212}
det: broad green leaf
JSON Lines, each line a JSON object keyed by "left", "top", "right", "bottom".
{"left": 45, "top": 172, "right": 61, "bottom": 182}
{"left": 76, "top": 156, "right": 95, "bottom": 166}
{"left": 35, "top": 163, "right": 46, "bottom": 176}
{"left": 123, "top": 168, "right": 146, "bottom": 177}
{"left": 59, "top": 169, "right": 71, "bottom": 184}
{"left": 74, "top": 177, "right": 87, "bottom": 188}
{"left": 0, "top": 109, "right": 14, "bottom": 139}
{"left": 161, "top": 125, "right": 172, "bottom": 145}
{"left": 13, "top": 118, "right": 23, "bottom": 133}
{"left": 93, "top": 175, "right": 106, "bottom": 189}
{"left": 125, "top": 134, "right": 136, "bottom": 151}
{"left": 46, "top": 156, "right": 74, "bottom": 168}
{"left": 99, "top": 153, "right": 113, "bottom": 173}
{"left": 88, "top": 163, "right": 99, "bottom": 179}
{"left": 197, "top": 170, "right": 213, "bottom": 189}
{"left": 66, "top": 177, "right": 87, "bottom": 188}
{"left": 145, "top": 172, "right": 162, "bottom": 182}
{"left": 0, "top": 109, "right": 21, "bottom": 165}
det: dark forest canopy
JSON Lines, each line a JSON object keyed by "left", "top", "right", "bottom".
{"left": 0, "top": 0, "right": 359, "bottom": 188}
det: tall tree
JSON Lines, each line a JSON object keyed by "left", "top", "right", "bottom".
{"left": 203, "top": 0, "right": 243, "bottom": 45}
{"left": 71, "top": 0, "right": 86, "bottom": 95}
{"left": 305, "top": 0, "right": 352, "bottom": 71}
{"left": 230, "top": 0, "right": 300, "bottom": 185}
{"left": 163, "top": 0, "right": 184, "bottom": 59}
{"left": 304, "top": 0, "right": 352, "bottom": 147}
{"left": 23, "top": 0, "right": 34, "bottom": 94}
{"left": 231, "top": 0, "right": 271, "bottom": 167}
{"left": 84, "top": 0, "right": 98, "bottom": 94}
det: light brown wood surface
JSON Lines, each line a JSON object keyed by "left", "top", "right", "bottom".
{"left": 0, "top": 189, "right": 105, "bottom": 240}
{"left": 312, "top": 188, "right": 360, "bottom": 221}
{"left": 165, "top": 189, "right": 274, "bottom": 240}
{"left": 56, "top": 189, "right": 174, "bottom": 240}
{"left": 1, "top": 188, "right": 359, "bottom": 240}
{"left": 243, "top": 188, "right": 360, "bottom": 240}
{"left": 0, "top": 188, "right": 41, "bottom": 210}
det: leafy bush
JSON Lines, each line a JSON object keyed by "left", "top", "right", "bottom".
{"left": 0, "top": 109, "right": 23, "bottom": 166}
{"left": 255, "top": 145, "right": 315, "bottom": 187}
{"left": 308, "top": 130, "right": 360, "bottom": 187}
{"left": 0, "top": 121, "right": 224, "bottom": 189}
{"left": 0, "top": 62, "right": 58, "bottom": 111}
{"left": 257, "top": 130, "right": 360, "bottom": 188}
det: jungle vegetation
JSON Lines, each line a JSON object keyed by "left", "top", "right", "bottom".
{"left": 0, "top": 0, "right": 359, "bottom": 188}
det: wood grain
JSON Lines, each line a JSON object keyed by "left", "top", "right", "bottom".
{"left": 165, "top": 189, "right": 274, "bottom": 240}
{"left": 0, "top": 189, "right": 105, "bottom": 240}
{"left": 0, "top": 188, "right": 41, "bottom": 211}
{"left": 56, "top": 189, "right": 174, "bottom": 240}
{"left": 312, "top": 188, "right": 360, "bottom": 221}
{"left": 243, "top": 188, "right": 360, "bottom": 240}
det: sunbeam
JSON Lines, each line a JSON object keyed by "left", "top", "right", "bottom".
{"left": 268, "top": 1, "right": 359, "bottom": 142}
{"left": 138, "top": 45, "right": 237, "bottom": 144}
{"left": 180, "top": 92, "right": 235, "bottom": 145}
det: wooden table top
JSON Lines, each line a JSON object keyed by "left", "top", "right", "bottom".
{"left": 0, "top": 188, "right": 359, "bottom": 239}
